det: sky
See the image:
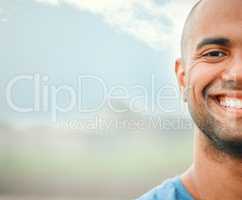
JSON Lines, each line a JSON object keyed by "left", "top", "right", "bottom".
{"left": 0, "top": 0, "right": 197, "bottom": 124}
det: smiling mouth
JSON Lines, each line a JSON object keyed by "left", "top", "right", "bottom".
{"left": 212, "top": 95, "right": 242, "bottom": 117}
{"left": 219, "top": 96, "right": 242, "bottom": 109}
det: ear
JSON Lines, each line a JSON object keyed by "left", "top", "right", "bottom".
{"left": 175, "top": 58, "right": 187, "bottom": 102}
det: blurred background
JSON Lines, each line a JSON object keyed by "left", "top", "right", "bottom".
{"left": 0, "top": 0, "right": 197, "bottom": 199}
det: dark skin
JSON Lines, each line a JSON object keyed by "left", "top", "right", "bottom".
{"left": 176, "top": 0, "right": 242, "bottom": 199}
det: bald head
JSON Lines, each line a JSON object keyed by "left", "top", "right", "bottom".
{"left": 180, "top": 0, "right": 242, "bottom": 63}
{"left": 176, "top": 0, "right": 242, "bottom": 159}
{"left": 181, "top": 0, "right": 202, "bottom": 61}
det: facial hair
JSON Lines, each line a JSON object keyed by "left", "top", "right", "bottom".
{"left": 190, "top": 107, "right": 242, "bottom": 158}
{"left": 188, "top": 80, "right": 242, "bottom": 159}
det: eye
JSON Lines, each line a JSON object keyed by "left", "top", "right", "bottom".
{"left": 203, "top": 51, "right": 226, "bottom": 58}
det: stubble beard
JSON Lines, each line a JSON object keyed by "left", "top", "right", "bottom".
{"left": 188, "top": 97, "right": 242, "bottom": 159}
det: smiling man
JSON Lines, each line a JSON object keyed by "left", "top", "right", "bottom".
{"left": 137, "top": 0, "right": 242, "bottom": 199}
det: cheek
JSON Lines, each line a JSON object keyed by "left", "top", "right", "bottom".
{"left": 187, "top": 63, "right": 225, "bottom": 104}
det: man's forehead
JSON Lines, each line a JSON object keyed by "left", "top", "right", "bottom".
{"left": 181, "top": 0, "right": 242, "bottom": 62}
{"left": 188, "top": 0, "right": 242, "bottom": 51}
{"left": 193, "top": 0, "right": 242, "bottom": 26}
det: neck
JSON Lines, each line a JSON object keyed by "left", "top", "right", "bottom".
{"left": 182, "top": 127, "right": 242, "bottom": 200}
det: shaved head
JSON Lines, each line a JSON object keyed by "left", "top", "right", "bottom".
{"left": 181, "top": 0, "right": 202, "bottom": 62}
{"left": 177, "top": 0, "right": 242, "bottom": 158}
{"left": 181, "top": 0, "right": 242, "bottom": 63}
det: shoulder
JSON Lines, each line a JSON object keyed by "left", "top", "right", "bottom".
{"left": 136, "top": 176, "right": 193, "bottom": 200}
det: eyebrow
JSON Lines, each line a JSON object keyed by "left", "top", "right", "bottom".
{"left": 196, "top": 37, "right": 231, "bottom": 50}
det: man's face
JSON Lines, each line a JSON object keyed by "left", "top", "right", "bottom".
{"left": 178, "top": 0, "right": 242, "bottom": 156}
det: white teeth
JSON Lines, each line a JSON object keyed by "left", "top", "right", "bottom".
{"left": 220, "top": 98, "right": 242, "bottom": 109}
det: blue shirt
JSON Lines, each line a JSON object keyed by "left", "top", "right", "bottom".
{"left": 136, "top": 176, "right": 194, "bottom": 200}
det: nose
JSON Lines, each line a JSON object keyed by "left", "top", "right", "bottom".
{"left": 222, "top": 54, "right": 242, "bottom": 83}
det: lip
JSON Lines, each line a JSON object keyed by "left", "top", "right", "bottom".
{"left": 208, "top": 91, "right": 242, "bottom": 99}
{"left": 208, "top": 94, "right": 242, "bottom": 118}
